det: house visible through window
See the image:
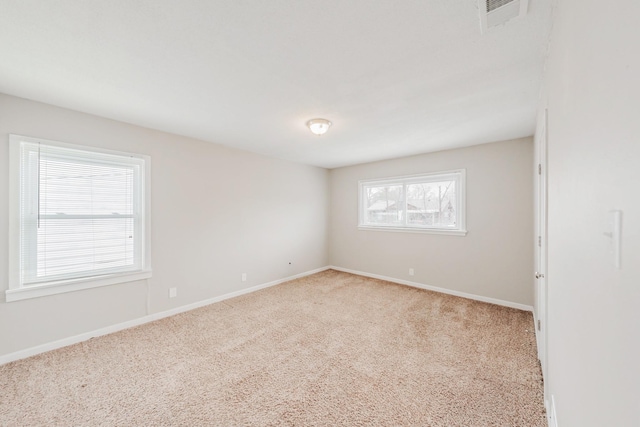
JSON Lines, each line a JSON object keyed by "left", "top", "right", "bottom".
{"left": 358, "top": 170, "right": 466, "bottom": 235}
{"left": 7, "top": 135, "right": 151, "bottom": 302}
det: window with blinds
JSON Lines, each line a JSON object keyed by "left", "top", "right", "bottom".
{"left": 8, "top": 135, "right": 151, "bottom": 301}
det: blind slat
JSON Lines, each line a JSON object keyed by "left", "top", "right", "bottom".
{"left": 19, "top": 140, "right": 145, "bottom": 286}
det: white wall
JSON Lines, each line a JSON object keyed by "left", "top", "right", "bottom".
{"left": 539, "top": 0, "right": 640, "bottom": 425}
{"left": 0, "top": 93, "right": 330, "bottom": 357}
{"left": 330, "top": 138, "right": 534, "bottom": 306}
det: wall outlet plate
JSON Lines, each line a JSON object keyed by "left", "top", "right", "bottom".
{"left": 169, "top": 287, "right": 177, "bottom": 298}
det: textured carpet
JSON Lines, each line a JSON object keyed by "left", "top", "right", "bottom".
{"left": 0, "top": 270, "right": 546, "bottom": 426}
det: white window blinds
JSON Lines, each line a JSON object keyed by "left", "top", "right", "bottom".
{"left": 18, "top": 139, "right": 147, "bottom": 286}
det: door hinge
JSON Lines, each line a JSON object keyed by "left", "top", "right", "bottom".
{"left": 537, "top": 320, "right": 541, "bottom": 331}
{"left": 538, "top": 164, "right": 542, "bottom": 175}
{"left": 538, "top": 236, "right": 541, "bottom": 247}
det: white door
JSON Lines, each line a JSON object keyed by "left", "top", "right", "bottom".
{"left": 535, "top": 109, "right": 549, "bottom": 400}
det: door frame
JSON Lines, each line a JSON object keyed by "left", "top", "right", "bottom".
{"left": 535, "top": 108, "right": 549, "bottom": 407}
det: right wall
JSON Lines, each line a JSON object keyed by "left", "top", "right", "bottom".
{"left": 540, "top": 0, "right": 640, "bottom": 425}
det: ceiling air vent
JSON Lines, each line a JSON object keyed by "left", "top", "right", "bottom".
{"left": 479, "top": 0, "right": 529, "bottom": 33}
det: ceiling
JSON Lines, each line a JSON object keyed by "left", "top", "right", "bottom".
{"left": 0, "top": 0, "right": 553, "bottom": 169}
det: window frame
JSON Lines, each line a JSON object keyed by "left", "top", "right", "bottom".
{"left": 358, "top": 169, "right": 467, "bottom": 236}
{"left": 7, "top": 134, "right": 152, "bottom": 302}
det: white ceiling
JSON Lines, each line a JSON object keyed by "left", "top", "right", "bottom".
{"left": 0, "top": 0, "right": 553, "bottom": 169}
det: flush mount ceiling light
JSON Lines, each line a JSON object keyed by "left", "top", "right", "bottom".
{"left": 306, "top": 118, "right": 332, "bottom": 136}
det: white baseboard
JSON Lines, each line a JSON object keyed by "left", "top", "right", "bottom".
{"left": 329, "top": 265, "right": 533, "bottom": 312}
{"left": 533, "top": 309, "right": 541, "bottom": 349}
{"left": 548, "top": 395, "right": 558, "bottom": 427}
{"left": 0, "top": 266, "right": 331, "bottom": 366}
{"left": 1, "top": 265, "right": 532, "bottom": 365}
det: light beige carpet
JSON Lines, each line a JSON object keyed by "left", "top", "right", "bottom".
{"left": 0, "top": 270, "right": 546, "bottom": 426}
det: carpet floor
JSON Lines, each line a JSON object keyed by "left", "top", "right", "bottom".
{"left": 0, "top": 270, "right": 546, "bottom": 426}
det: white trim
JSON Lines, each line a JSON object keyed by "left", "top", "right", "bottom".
{"left": 357, "top": 169, "right": 464, "bottom": 186}
{"left": 0, "top": 266, "right": 330, "bottom": 366}
{"left": 5, "top": 270, "right": 153, "bottom": 302}
{"left": 10, "top": 134, "right": 147, "bottom": 158}
{"left": 7, "top": 134, "right": 152, "bottom": 301}
{"left": 358, "top": 226, "right": 467, "bottom": 236}
{"left": 358, "top": 169, "right": 466, "bottom": 235}
{"left": 534, "top": 107, "right": 549, "bottom": 411}
{"left": 329, "top": 265, "right": 533, "bottom": 312}
{"left": 8, "top": 137, "right": 20, "bottom": 296}
{"left": 533, "top": 308, "right": 540, "bottom": 349}
{"left": 548, "top": 395, "right": 558, "bottom": 427}
{"left": 0, "top": 265, "right": 533, "bottom": 365}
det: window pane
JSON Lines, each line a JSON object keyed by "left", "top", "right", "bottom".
{"left": 363, "top": 184, "right": 404, "bottom": 225}
{"left": 358, "top": 170, "right": 465, "bottom": 234}
{"left": 18, "top": 140, "right": 145, "bottom": 286}
{"left": 406, "top": 180, "right": 456, "bottom": 227}
{"left": 36, "top": 217, "right": 135, "bottom": 278}
{"left": 29, "top": 152, "right": 140, "bottom": 282}
{"left": 40, "top": 156, "right": 135, "bottom": 216}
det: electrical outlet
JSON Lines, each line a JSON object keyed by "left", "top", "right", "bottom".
{"left": 169, "top": 287, "right": 177, "bottom": 298}
{"left": 241, "top": 273, "right": 247, "bottom": 282}
{"left": 409, "top": 268, "right": 414, "bottom": 276}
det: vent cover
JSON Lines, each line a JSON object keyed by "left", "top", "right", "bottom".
{"left": 487, "top": 0, "right": 515, "bottom": 13}
{"left": 479, "top": 0, "right": 529, "bottom": 33}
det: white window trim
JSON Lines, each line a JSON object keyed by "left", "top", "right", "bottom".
{"left": 358, "top": 169, "right": 467, "bottom": 236}
{"left": 7, "top": 135, "right": 152, "bottom": 302}
{"left": 5, "top": 271, "right": 153, "bottom": 302}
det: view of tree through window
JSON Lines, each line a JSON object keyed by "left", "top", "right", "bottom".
{"left": 359, "top": 171, "right": 465, "bottom": 233}
{"left": 405, "top": 181, "right": 456, "bottom": 227}
{"left": 364, "top": 184, "right": 404, "bottom": 225}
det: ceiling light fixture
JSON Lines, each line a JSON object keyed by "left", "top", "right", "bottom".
{"left": 306, "top": 118, "right": 332, "bottom": 136}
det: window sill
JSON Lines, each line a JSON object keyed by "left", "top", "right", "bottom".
{"left": 358, "top": 226, "right": 467, "bottom": 236}
{"left": 5, "top": 270, "right": 152, "bottom": 302}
